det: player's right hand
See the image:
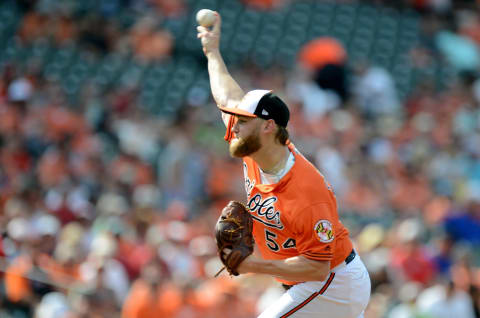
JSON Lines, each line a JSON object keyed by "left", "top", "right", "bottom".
{"left": 197, "top": 12, "right": 221, "bottom": 56}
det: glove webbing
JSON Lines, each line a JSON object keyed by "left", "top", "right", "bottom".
{"left": 220, "top": 216, "right": 244, "bottom": 241}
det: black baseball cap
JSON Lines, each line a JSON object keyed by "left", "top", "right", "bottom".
{"left": 219, "top": 90, "right": 290, "bottom": 127}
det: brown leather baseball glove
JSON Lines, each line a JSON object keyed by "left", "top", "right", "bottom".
{"left": 214, "top": 201, "right": 254, "bottom": 276}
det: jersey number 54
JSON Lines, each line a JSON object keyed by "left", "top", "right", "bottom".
{"left": 265, "top": 230, "right": 296, "bottom": 251}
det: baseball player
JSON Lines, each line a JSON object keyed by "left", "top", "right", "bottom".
{"left": 197, "top": 12, "right": 371, "bottom": 318}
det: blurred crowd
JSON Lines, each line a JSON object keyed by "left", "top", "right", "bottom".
{"left": 1, "top": 0, "right": 480, "bottom": 317}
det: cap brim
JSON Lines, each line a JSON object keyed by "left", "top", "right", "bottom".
{"left": 218, "top": 106, "right": 257, "bottom": 118}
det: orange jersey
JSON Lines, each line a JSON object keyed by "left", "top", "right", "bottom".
{"left": 242, "top": 143, "right": 353, "bottom": 285}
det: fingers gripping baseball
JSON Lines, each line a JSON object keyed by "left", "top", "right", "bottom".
{"left": 196, "top": 11, "right": 221, "bottom": 55}
{"left": 214, "top": 201, "right": 254, "bottom": 276}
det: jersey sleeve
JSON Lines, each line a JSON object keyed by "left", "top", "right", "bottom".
{"left": 293, "top": 203, "right": 337, "bottom": 261}
{"left": 223, "top": 113, "right": 234, "bottom": 142}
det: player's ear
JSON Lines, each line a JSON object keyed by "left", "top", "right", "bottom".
{"left": 263, "top": 119, "right": 276, "bottom": 133}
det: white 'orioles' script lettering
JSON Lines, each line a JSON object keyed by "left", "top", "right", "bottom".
{"left": 247, "top": 194, "right": 283, "bottom": 229}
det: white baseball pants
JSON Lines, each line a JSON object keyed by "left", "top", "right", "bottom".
{"left": 258, "top": 255, "right": 371, "bottom": 318}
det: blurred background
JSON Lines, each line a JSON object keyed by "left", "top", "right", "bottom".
{"left": 0, "top": 0, "right": 480, "bottom": 317}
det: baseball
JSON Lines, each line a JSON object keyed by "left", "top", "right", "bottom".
{"left": 196, "top": 9, "right": 216, "bottom": 27}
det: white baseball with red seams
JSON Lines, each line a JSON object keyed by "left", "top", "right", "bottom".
{"left": 196, "top": 9, "right": 216, "bottom": 28}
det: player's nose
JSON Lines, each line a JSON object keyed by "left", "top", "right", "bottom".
{"left": 232, "top": 119, "right": 240, "bottom": 134}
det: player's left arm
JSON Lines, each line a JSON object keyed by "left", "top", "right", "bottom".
{"left": 238, "top": 202, "right": 335, "bottom": 282}
{"left": 237, "top": 255, "right": 330, "bottom": 282}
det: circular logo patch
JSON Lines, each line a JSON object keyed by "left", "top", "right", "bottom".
{"left": 314, "top": 220, "right": 334, "bottom": 243}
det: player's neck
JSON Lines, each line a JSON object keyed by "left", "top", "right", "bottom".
{"left": 252, "top": 143, "right": 289, "bottom": 175}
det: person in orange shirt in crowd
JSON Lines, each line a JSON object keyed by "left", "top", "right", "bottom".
{"left": 241, "top": 0, "right": 282, "bottom": 10}
{"left": 122, "top": 263, "right": 182, "bottom": 318}
{"left": 198, "top": 12, "right": 371, "bottom": 318}
{"left": 4, "top": 255, "right": 34, "bottom": 317}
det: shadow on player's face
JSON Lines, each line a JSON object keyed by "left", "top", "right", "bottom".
{"left": 229, "top": 116, "right": 262, "bottom": 158}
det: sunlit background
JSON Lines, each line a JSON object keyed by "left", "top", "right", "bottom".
{"left": 0, "top": 0, "right": 480, "bottom": 317}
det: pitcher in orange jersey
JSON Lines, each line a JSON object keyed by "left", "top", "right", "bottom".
{"left": 198, "top": 12, "right": 371, "bottom": 318}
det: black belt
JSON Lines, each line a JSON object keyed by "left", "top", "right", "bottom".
{"left": 282, "top": 250, "right": 356, "bottom": 291}
{"left": 345, "top": 249, "right": 356, "bottom": 265}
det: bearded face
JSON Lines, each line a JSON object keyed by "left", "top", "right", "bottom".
{"left": 229, "top": 125, "right": 262, "bottom": 158}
